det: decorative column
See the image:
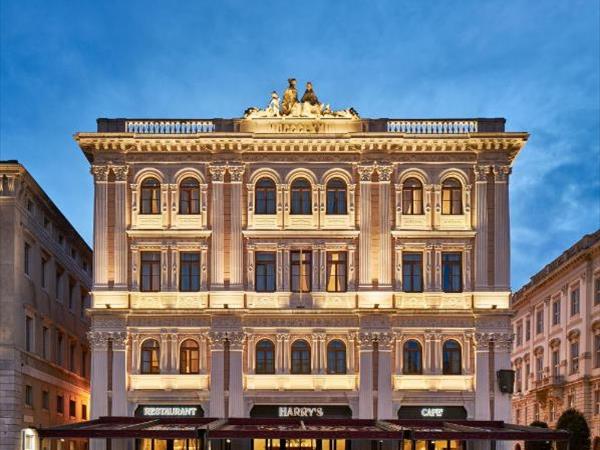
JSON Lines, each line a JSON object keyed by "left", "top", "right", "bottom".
{"left": 130, "top": 245, "right": 139, "bottom": 291}
{"left": 311, "top": 333, "right": 320, "bottom": 373}
{"left": 111, "top": 332, "right": 128, "bottom": 415}
{"left": 88, "top": 331, "right": 109, "bottom": 419}
{"left": 229, "top": 166, "right": 245, "bottom": 289}
{"left": 276, "top": 334, "right": 285, "bottom": 374}
{"left": 209, "top": 166, "right": 227, "bottom": 289}
{"left": 474, "top": 333, "right": 492, "bottom": 419}
{"left": 276, "top": 244, "right": 286, "bottom": 291}
{"left": 228, "top": 332, "right": 245, "bottom": 417}
{"left": 377, "top": 165, "right": 393, "bottom": 287}
{"left": 394, "top": 333, "right": 403, "bottom": 375}
{"left": 357, "top": 165, "right": 375, "bottom": 288}
{"left": 463, "top": 332, "right": 473, "bottom": 374}
{"left": 130, "top": 333, "right": 140, "bottom": 374}
{"left": 425, "top": 244, "right": 434, "bottom": 291}
{"left": 474, "top": 165, "right": 489, "bottom": 290}
{"left": 348, "top": 244, "right": 357, "bottom": 291}
{"left": 169, "top": 333, "right": 178, "bottom": 373}
{"left": 91, "top": 166, "right": 110, "bottom": 288}
{"left": 358, "top": 333, "right": 374, "bottom": 418}
{"left": 424, "top": 332, "right": 434, "bottom": 373}
{"left": 348, "top": 333, "right": 357, "bottom": 373}
{"left": 112, "top": 166, "right": 129, "bottom": 289}
{"left": 247, "top": 244, "right": 256, "bottom": 291}
{"left": 160, "top": 331, "right": 169, "bottom": 371}
{"left": 208, "top": 331, "right": 226, "bottom": 417}
{"left": 493, "top": 165, "right": 511, "bottom": 290}
{"left": 376, "top": 333, "right": 393, "bottom": 419}
{"left": 161, "top": 245, "right": 169, "bottom": 291}
{"left": 319, "top": 333, "right": 327, "bottom": 374}
{"left": 493, "top": 334, "right": 514, "bottom": 423}
{"left": 433, "top": 245, "right": 442, "bottom": 291}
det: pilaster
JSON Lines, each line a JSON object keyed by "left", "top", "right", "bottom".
{"left": 112, "top": 165, "right": 129, "bottom": 288}
{"left": 228, "top": 332, "right": 245, "bottom": 417}
{"left": 208, "top": 331, "right": 226, "bottom": 417}
{"left": 376, "top": 333, "right": 393, "bottom": 419}
{"left": 474, "top": 165, "right": 490, "bottom": 290}
{"left": 376, "top": 165, "right": 393, "bottom": 287}
{"left": 229, "top": 166, "right": 245, "bottom": 288}
{"left": 357, "top": 165, "right": 375, "bottom": 288}
{"left": 111, "top": 332, "right": 128, "bottom": 415}
{"left": 493, "top": 165, "right": 511, "bottom": 290}
{"left": 92, "top": 166, "right": 109, "bottom": 287}
{"left": 358, "top": 332, "right": 374, "bottom": 418}
{"left": 209, "top": 166, "right": 227, "bottom": 289}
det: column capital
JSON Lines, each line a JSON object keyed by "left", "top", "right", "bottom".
{"left": 228, "top": 331, "right": 246, "bottom": 350}
{"left": 87, "top": 331, "right": 111, "bottom": 350}
{"left": 111, "top": 331, "right": 129, "bottom": 350}
{"left": 91, "top": 165, "right": 110, "bottom": 182}
{"left": 473, "top": 164, "right": 491, "bottom": 182}
{"left": 356, "top": 165, "right": 375, "bottom": 182}
{"left": 357, "top": 332, "right": 375, "bottom": 350}
{"left": 209, "top": 165, "right": 227, "bottom": 183}
{"left": 111, "top": 165, "right": 129, "bottom": 182}
{"left": 375, "top": 332, "right": 394, "bottom": 351}
{"left": 228, "top": 165, "right": 245, "bottom": 183}
{"left": 492, "top": 165, "right": 511, "bottom": 182}
{"left": 208, "top": 331, "right": 228, "bottom": 350}
{"left": 375, "top": 165, "right": 393, "bottom": 182}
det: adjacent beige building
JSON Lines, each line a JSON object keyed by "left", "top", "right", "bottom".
{"left": 76, "top": 83, "right": 529, "bottom": 450}
{"left": 0, "top": 161, "right": 93, "bottom": 450}
{"left": 511, "top": 230, "right": 600, "bottom": 446}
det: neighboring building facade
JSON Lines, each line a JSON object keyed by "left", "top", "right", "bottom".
{"left": 511, "top": 230, "right": 600, "bottom": 445}
{"left": 0, "top": 161, "right": 93, "bottom": 450}
{"left": 77, "top": 83, "right": 528, "bottom": 449}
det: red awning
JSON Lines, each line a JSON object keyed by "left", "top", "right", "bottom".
{"left": 37, "top": 417, "right": 569, "bottom": 442}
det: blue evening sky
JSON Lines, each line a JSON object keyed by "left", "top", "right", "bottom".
{"left": 1, "top": 0, "right": 598, "bottom": 289}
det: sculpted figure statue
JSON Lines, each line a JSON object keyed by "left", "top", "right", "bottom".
{"left": 266, "top": 91, "right": 280, "bottom": 116}
{"left": 281, "top": 78, "right": 298, "bottom": 116}
{"left": 301, "top": 81, "right": 320, "bottom": 106}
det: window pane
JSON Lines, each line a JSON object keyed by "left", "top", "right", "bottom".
{"left": 402, "top": 253, "right": 423, "bottom": 292}
{"left": 442, "top": 253, "right": 462, "bottom": 292}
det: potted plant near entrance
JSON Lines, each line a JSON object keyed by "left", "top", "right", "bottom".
{"left": 555, "top": 409, "right": 591, "bottom": 450}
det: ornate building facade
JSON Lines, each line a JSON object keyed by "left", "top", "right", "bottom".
{"left": 0, "top": 161, "right": 92, "bottom": 450}
{"left": 511, "top": 230, "right": 600, "bottom": 446}
{"left": 78, "top": 83, "right": 528, "bottom": 450}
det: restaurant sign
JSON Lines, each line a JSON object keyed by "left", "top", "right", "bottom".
{"left": 251, "top": 405, "right": 352, "bottom": 419}
{"left": 135, "top": 405, "right": 204, "bottom": 417}
{"left": 278, "top": 406, "right": 324, "bottom": 418}
{"left": 398, "top": 406, "right": 467, "bottom": 420}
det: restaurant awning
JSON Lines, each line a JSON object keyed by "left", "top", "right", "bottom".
{"left": 37, "top": 417, "right": 569, "bottom": 442}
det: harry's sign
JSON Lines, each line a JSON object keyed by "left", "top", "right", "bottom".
{"left": 278, "top": 406, "right": 324, "bottom": 418}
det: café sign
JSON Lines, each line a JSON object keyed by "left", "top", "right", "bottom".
{"left": 420, "top": 408, "right": 444, "bottom": 418}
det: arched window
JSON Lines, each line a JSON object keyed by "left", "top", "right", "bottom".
{"left": 441, "top": 178, "right": 462, "bottom": 215}
{"left": 140, "top": 178, "right": 161, "bottom": 214}
{"left": 141, "top": 339, "right": 160, "bottom": 374}
{"left": 326, "top": 178, "right": 347, "bottom": 215}
{"left": 290, "top": 178, "right": 312, "bottom": 215}
{"left": 291, "top": 340, "right": 311, "bottom": 374}
{"left": 403, "top": 340, "right": 422, "bottom": 374}
{"left": 255, "top": 339, "right": 275, "bottom": 374}
{"left": 402, "top": 178, "right": 423, "bottom": 215}
{"left": 255, "top": 178, "right": 276, "bottom": 215}
{"left": 327, "top": 340, "right": 347, "bottom": 374}
{"left": 179, "top": 177, "right": 200, "bottom": 214}
{"left": 443, "top": 340, "right": 462, "bottom": 375}
{"left": 179, "top": 339, "right": 199, "bottom": 374}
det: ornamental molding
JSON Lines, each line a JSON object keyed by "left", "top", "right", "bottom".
{"left": 473, "top": 165, "right": 490, "bottom": 182}
{"left": 87, "top": 331, "right": 110, "bottom": 350}
{"left": 492, "top": 165, "right": 511, "bottom": 181}
{"left": 228, "top": 165, "right": 245, "bottom": 182}
{"left": 356, "top": 165, "right": 375, "bottom": 182}
{"left": 91, "top": 165, "right": 110, "bottom": 182}
{"left": 127, "top": 316, "right": 211, "bottom": 327}
{"left": 112, "top": 165, "right": 129, "bottom": 181}
{"left": 208, "top": 165, "right": 227, "bottom": 182}
{"left": 243, "top": 316, "right": 358, "bottom": 328}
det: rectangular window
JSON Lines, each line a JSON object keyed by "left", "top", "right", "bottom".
{"left": 69, "top": 400, "right": 76, "bottom": 418}
{"left": 140, "top": 252, "right": 161, "bottom": 292}
{"left": 56, "top": 395, "right": 64, "bottom": 414}
{"left": 552, "top": 349, "right": 560, "bottom": 378}
{"left": 524, "top": 362, "right": 530, "bottom": 390}
{"left": 41, "top": 255, "right": 48, "bottom": 288}
{"left": 81, "top": 349, "right": 87, "bottom": 377}
{"left": 255, "top": 252, "right": 276, "bottom": 292}
{"left": 69, "top": 342, "right": 76, "bottom": 372}
{"left": 525, "top": 318, "right": 531, "bottom": 341}
{"left": 24, "top": 242, "right": 31, "bottom": 275}
{"left": 42, "top": 326, "right": 49, "bottom": 359}
{"left": 57, "top": 332, "right": 64, "bottom": 366}
{"left": 326, "top": 251, "right": 347, "bottom": 293}
{"left": 568, "top": 394, "right": 574, "bottom": 408}
{"left": 516, "top": 323, "right": 523, "bottom": 347}
{"left": 549, "top": 401, "right": 555, "bottom": 422}
{"left": 290, "top": 250, "right": 312, "bottom": 293}
{"left": 535, "top": 355, "right": 543, "bottom": 381}
{"left": 68, "top": 278, "right": 76, "bottom": 310}
{"left": 25, "top": 316, "right": 33, "bottom": 352}
{"left": 515, "top": 408, "right": 521, "bottom": 425}
{"left": 402, "top": 253, "right": 423, "bottom": 293}
{"left": 595, "top": 276, "right": 600, "bottom": 305}
{"left": 179, "top": 252, "right": 201, "bottom": 292}
{"left": 25, "top": 385, "right": 33, "bottom": 407}
{"left": 80, "top": 289, "right": 87, "bottom": 319}
{"left": 515, "top": 367, "right": 522, "bottom": 392}
{"left": 536, "top": 308, "right": 544, "bottom": 335}
{"left": 55, "top": 265, "right": 64, "bottom": 301}
{"left": 595, "top": 390, "right": 600, "bottom": 415}
{"left": 42, "top": 390, "right": 49, "bottom": 410}
{"left": 534, "top": 403, "right": 539, "bottom": 421}
{"left": 81, "top": 404, "right": 87, "bottom": 420}
{"left": 442, "top": 253, "right": 462, "bottom": 292}
{"left": 552, "top": 298, "right": 561, "bottom": 326}
{"left": 570, "top": 287, "right": 580, "bottom": 316}
{"left": 595, "top": 335, "right": 600, "bottom": 369}
{"left": 570, "top": 341, "right": 579, "bottom": 374}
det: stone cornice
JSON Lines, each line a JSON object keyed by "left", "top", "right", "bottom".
{"left": 75, "top": 133, "right": 529, "bottom": 164}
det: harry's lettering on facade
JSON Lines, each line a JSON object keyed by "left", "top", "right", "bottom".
{"left": 278, "top": 407, "right": 324, "bottom": 418}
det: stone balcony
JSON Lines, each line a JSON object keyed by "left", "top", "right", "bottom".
{"left": 245, "top": 374, "right": 358, "bottom": 391}
{"left": 393, "top": 374, "right": 474, "bottom": 391}
{"left": 129, "top": 374, "right": 209, "bottom": 390}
